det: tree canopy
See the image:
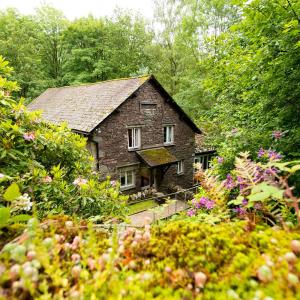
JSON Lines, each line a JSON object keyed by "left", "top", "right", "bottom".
{"left": 0, "top": 0, "right": 299, "bottom": 165}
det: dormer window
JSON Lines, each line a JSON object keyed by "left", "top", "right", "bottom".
{"left": 164, "top": 125, "right": 174, "bottom": 145}
{"left": 128, "top": 127, "right": 141, "bottom": 150}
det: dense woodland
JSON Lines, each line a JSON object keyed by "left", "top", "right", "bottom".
{"left": 1, "top": 0, "right": 299, "bottom": 171}
{"left": 1, "top": 0, "right": 300, "bottom": 299}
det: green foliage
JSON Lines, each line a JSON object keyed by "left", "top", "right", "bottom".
{"left": 0, "top": 9, "right": 44, "bottom": 97}
{"left": 1, "top": 217, "right": 300, "bottom": 299}
{"left": 0, "top": 5, "right": 154, "bottom": 99}
{"left": 193, "top": 152, "right": 300, "bottom": 225}
{"left": 0, "top": 183, "right": 31, "bottom": 230}
{"left": 199, "top": 0, "right": 300, "bottom": 166}
{"left": 0, "top": 57, "right": 127, "bottom": 221}
{"left": 128, "top": 200, "right": 157, "bottom": 215}
{"left": 62, "top": 12, "right": 153, "bottom": 84}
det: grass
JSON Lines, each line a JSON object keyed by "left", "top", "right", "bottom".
{"left": 128, "top": 199, "right": 158, "bottom": 215}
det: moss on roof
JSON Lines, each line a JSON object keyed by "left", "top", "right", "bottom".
{"left": 137, "top": 147, "right": 178, "bottom": 167}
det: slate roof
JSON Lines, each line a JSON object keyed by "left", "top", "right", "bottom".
{"left": 195, "top": 134, "right": 215, "bottom": 154}
{"left": 28, "top": 75, "right": 201, "bottom": 134}
{"left": 136, "top": 147, "right": 178, "bottom": 167}
{"left": 28, "top": 76, "right": 150, "bottom": 133}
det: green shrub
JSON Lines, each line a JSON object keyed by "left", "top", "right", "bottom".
{"left": 192, "top": 152, "right": 300, "bottom": 226}
{"left": 1, "top": 217, "right": 300, "bottom": 299}
{"left": 0, "top": 56, "right": 127, "bottom": 221}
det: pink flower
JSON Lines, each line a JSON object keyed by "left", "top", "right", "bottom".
{"left": 87, "top": 258, "right": 96, "bottom": 270}
{"left": 110, "top": 180, "right": 117, "bottom": 187}
{"left": 71, "top": 254, "right": 81, "bottom": 263}
{"left": 194, "top": 272, "right": 207, "bottom": 288}
{"left": 217, "top": 156, "right": 224, "bottom": 164}
{"left": 23, "top": 132, "right": 35, "bottom": 141}
{"left": 187, "top": 209, "right": 196, "bottom": 217}
{"left": 73, "top": 178, "right": 88, "bottom": 186}
{"left": 42, "top": 176, "right": 52, "bottom": 183}
{"left": 272, "top": 130, "right": 283, "bottom": 139}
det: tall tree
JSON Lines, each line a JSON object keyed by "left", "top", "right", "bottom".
{"left": 62, "top": 11, "right": 154, "bottom": 84}
{"left": 0, "top": 9, "right": 43, "bottom": 97}
{"left": 151, "top": 0, "right": 240, "bottom": 115}
{"left": 35, "top": 5, "right": 68, "bottom": 85}
{"left": 62, "top": 16, "right": 107, "bottom": 84}
{"left": 200, "top": 0, "right": 300, "bottom": 162}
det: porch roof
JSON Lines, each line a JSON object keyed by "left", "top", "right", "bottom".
{"left": 136, "top": 147, "right": 178, "bottom": 167}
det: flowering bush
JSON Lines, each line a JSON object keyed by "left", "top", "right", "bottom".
{"left": 0, "top": 217, "right": 300, "bottom": 299}
{"left": 0, "top": 56, "right": 127, "bottom": 222}
{"left": 193, "top": 151, "right": 300, "bottom": 225}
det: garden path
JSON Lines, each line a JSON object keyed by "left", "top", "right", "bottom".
{"left": 128, "top": 200, "right": 188, "bottom": 227}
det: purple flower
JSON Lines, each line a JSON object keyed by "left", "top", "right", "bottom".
{"left": 233, "top": 207, "right": 246, "bottom": 215}
{"left": 205, "top": 200, "right": 215, "bottom": 210}
{"left": 258, "top": 148, "right": 266, "bottom": 158}
{"left": 264, "top": 167, "right": 279, "bottom": 178}
{"left": 195, "top": 202, "right": 202, "bottom": 209}
{"left": 268, "top": 150, "right": 282, "bottom": 161}
{"left": 193, "top": 197, "right": 215, "bottom": 210}
{"left": 272, "top": 130, "right": 283, "bottom": 140}
{"left": 237, "top": 176, "right": 243, "bottom": 183}
{"left": 199, "top": 197, "right": 209, "bottom": 206}
{"left": 237, "top": 176, "right": 248, "bottom": 192}
{"left": 217, "top": 156, "right": 224, "bottom": 164}
{"left": 242, "top": 199, "right": 248, "bottom": 206}
{"left": 23, "top": 132, "right": 35, "bottom": 141}
{"left": 253, "top": 166, "right": 264, "bottom": 182}
{"left": 187, "top": 209, "right": 196, "bottom": 217}
{"left": 254, "top": 203, "right": 262, "bottom": 210}
{"left": 224, "top": 174, "right": 235, "bottom": 190}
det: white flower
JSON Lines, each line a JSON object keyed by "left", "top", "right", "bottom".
{"left": 73, "top": 177, "right": 88, "bottom": 186}
{"left": 42, "top": 176, "right": 52, "bottom": 183}
{"left": 11, "top": 193, "right": 33, "bottom": 212}
{"left": 0, "top": 173, "right": 5, "bottom": 179}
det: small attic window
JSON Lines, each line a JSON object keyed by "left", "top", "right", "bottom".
{"left": 141, "top": 103, "right": 157, "bottom": 109}
{"left": 140, "top": 101, "right": 157, "bottom": 115}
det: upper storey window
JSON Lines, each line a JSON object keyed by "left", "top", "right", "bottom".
{"left": 128, "top": 127, "right": 141, "bottom": 150}
{"left": 164, "top": 125, "right": 174, "bottom": 145}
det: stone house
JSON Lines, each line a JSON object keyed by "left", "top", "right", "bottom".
{"left": 28, "top": 75, "right": 203, "bottom": 193}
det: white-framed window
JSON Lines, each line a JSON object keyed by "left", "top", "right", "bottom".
{"left": 177, "top": 160, "right": 184, "bottom": 175}
{"left": 164, "top": 125, "right": 174, "bottom": 145}
{"left": 128, "top": 127, "right": 141, "bottom": 150}
{"left": 120, "top": 169, "right": 135, "bottom": 189}
{"left": 194, "top": 154, "right": 214, "bottom": 171}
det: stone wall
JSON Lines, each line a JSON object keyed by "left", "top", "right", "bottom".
{"left": 89, "top": 79, "right": 196, "bottom": 192}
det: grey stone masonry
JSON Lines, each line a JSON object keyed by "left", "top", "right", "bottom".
{"left": 90, "top": 80, "right": 196, "bottom": 193}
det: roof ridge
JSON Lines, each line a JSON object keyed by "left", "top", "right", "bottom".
{"left": 47, "top": 74, "right": 151, "bottom": 90}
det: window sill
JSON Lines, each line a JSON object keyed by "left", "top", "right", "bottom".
{"left": 128, "top": 147, "right": 141, "bottom": 152}
{"left": 163, "top": 143, "right": 175, "bottom": 147}
{"left": 120, "top": 185, "right": 136, "bottom": 191}
{"left": 177, "top": 172, "right": 184, "bottom": 176}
